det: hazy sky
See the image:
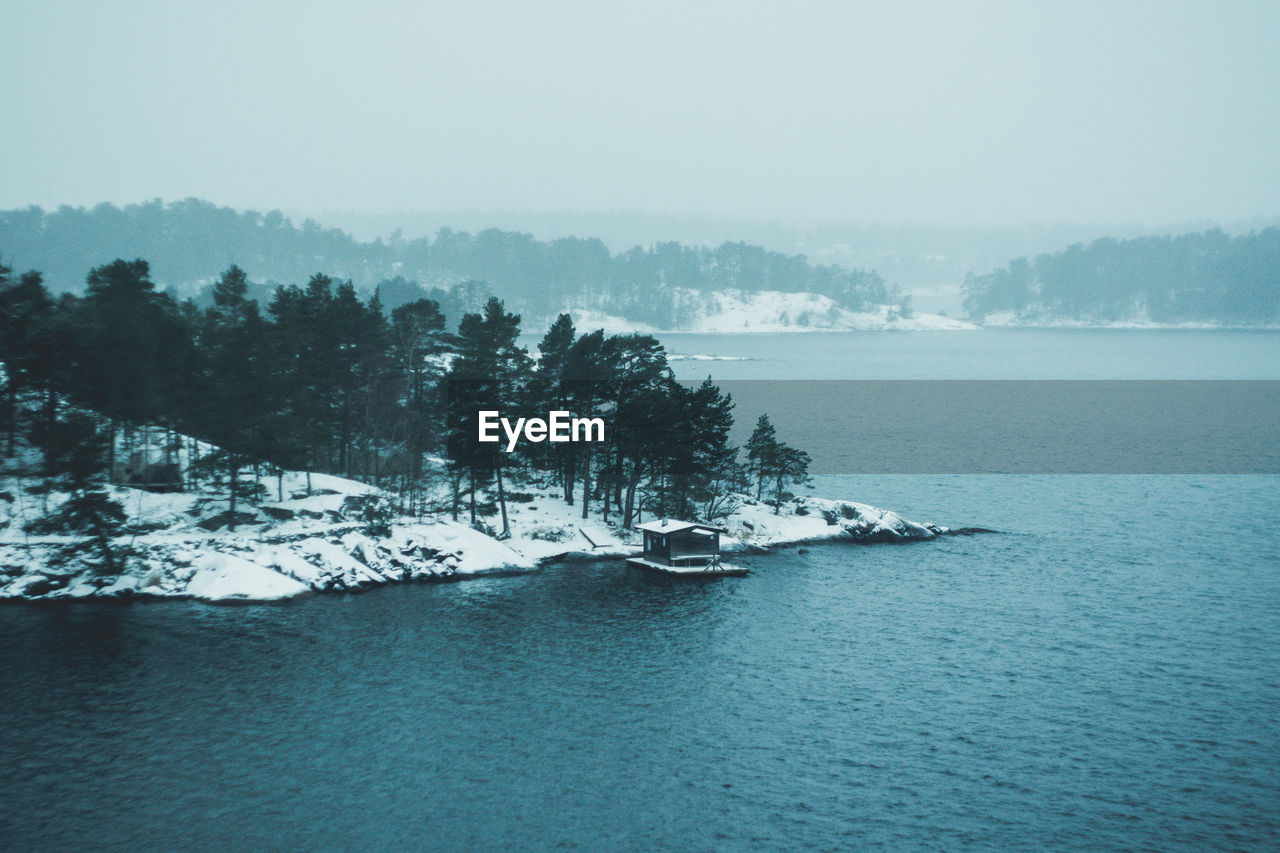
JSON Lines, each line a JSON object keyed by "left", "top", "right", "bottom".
{"left": 2, "top": 0, "right": 1277, "bottom": 225}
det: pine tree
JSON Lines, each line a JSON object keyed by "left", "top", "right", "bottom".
{"left": 526, "top": 313, "right": 576, "bottom": 489}
{"left": 390, "top": 297, "right": 449, "bottom": 510}
{"left": 562, "top": 330, "right": 609, "bottom": 518}
{"left": 745, "top": 414, "right": 779, "bottom": 500}
{"left": 0, "top": 262, "right": 53, "bottom": 456}
{"left": 446, "top": 297, "right": 530, "bottom": 532}
{"left": 31, "top": 413, "right": 128, "bottom": 574}
{"left": 767, "top": 443, "right": 812, "bottom": 514}
{"left": 200, "top": 266, "right": 273, "bottom": 529}
{"left": 75, "top": 259, "right": 195, "bottom": 477}
{"left": 599, "top": 333, "right": 670, "bottom": 523}
{"left": 537, "top": 313, "right": 575, "bottom": 376}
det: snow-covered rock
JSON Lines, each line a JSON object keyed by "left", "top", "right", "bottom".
{"left": 185, "top": 553, "right": 310, "bottom": 601}
{"left": 721, "top": 495, "right": 947, "bottom": 548}
{"left": 1, "top": 457, "right": 968, "bottom": 603}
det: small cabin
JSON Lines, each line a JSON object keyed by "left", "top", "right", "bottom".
{"left": 111, "top": 452, "right": 183, "bottom": 493}
{"left": 635, "top": 519, "right": 725, "bottom": 569}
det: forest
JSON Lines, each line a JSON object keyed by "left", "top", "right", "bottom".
{"left": 963, "top": 227, "right": 1280, "bottom": 324}
{"left": 0, "top": 200, "right": 892, "bottom": 328}
{"left": 0, "top": 256, "right": 811, "bottom": 564}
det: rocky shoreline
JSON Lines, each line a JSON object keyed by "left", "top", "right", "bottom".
{"left": 1, "top": 471, "right": 974, "bottom": 603}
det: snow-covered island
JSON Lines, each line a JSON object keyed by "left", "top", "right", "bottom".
{"left": 549, "top": 290, "right": 975, "bottom": 335}
{"left": 0, "top": 465, "right": 962, "bottom": 603}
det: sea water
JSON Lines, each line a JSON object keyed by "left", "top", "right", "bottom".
{"left": 1, "top": 330, "right": 1277, "bottom": 850}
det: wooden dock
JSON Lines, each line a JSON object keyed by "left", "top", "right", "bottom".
{"left": 625, "top": 557, "right": 749, "bottom": 577}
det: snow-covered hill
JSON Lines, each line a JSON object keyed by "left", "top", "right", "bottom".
{"left": 547, "top": 290, "right": 976, "bottom": 335}
{"left": 685, "top": 290, "right": 975, "bottom": 332}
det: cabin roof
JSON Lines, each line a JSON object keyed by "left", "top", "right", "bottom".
{"left": 634, "top": 519, "right": 726, "bottom": 534}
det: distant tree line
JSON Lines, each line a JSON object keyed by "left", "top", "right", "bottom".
{"left": 0, "top": 200, "right": 892, "bottom": 328}
{"left": 1, "top": 255, "right": 811, "bottom": 553}
{"left": 963, "top": 228, "right": 1280, "bottom": 324}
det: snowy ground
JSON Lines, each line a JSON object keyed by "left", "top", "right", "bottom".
{"left": 540, "top": 290, "right": 976, "bottom": 335}
{"left": 0, "top": 464, "right": 952, "bottom": 602}
{"left": 560, "top": 294, "right": 1280, "bottom": 333}
{"left": 682, "top": 290, "right": 975, "bottom": 332}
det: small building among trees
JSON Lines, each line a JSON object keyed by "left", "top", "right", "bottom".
{"left": 112, "top": 451, "right": 183, "bottom": 492}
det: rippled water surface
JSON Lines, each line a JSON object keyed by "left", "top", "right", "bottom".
{"left": 2, "top": 475, "right": 1278, "bottom": 850}
{"left": 654, "top": 328, "right": 1280, "bottom": 379}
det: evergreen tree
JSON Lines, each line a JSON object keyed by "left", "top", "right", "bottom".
{"left": 598, "top": 333, "right": 670, "bottom": 523}
{"left": 0, "top": 261, "right": 53, "bottom": 456}
{"left": 649, "top": 378, "right": 738, "bottom": 520}
{"left": 1, "top": 250, "right": 823, "bottom": 545}
{"left": 745, "top": 414, "right": 779, "bottom": 501}
{"left": 390, "top": 297, "right": 450, "bottom": 510}
{"left": 766, "top": 443, "right": 812, "bottom": 514}
{"left": 445, "top": 297, "right": 531, "bottom": 532}
{"left": 76, "top": 259, "right": 193, "bottom": 474}
{"left": 562, "top": 329, "right": 610, "bottom": 517}
{"left": 200, "top": 266, "right": 273, "bottom": 529}
{"left": 537, "top": 313, "right": 576, "bottom": 376}
{"left": 30, "top": 413, "right": 128, "bottom": 574}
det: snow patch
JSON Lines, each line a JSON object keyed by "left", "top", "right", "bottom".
{"left": 185, "top": 553, "right": 309, "bottom": 601}
{"left": 538, "top": 290, "right": 976, "bottom": 335}
{"left": 683, "top": 290, "right": 976, "bottom": 332}
{"left": 2, "top": 427, "right": 959, "bottom": 603}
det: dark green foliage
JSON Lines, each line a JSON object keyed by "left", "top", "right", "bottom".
{"left": 390, "top": 296, "right": 450, "bottom": 513}
{"left": 77, "top": 259, "right": 189, "bottom": 427}
{"left": 0, "top": 201, "right": 892, "bottom": 326}
{"left": 768, "top": 445, "right": 813, "bottom": 515}
{"left": 267, "top": 273, "right": 394, "bottom": 477}
{"left": 342, "top": 493, "right": 398, "bottom": 537}
{"left": 0, "top": 260, "right": 54, "bottom": 455}
{"left": 445, "top": 297, "right": 532, "bottom": 532}
{"left": 964, "top": 228, "right": 1280, "bottom": 323}
{"left": 745, "top": 414, "right": 778, "bottom": 500}
{"left": 40, "top": 413, "right": 113, "bottom": 493}
{"left": 743, "top": 413, "right": 811, "bottom": 513}
{"left": 25, "top": 413, "right": 128, "bottom": 574}
{"left": 38, "top": 491, "right": 128, "bottom": 535}
{"left": 188, "top": 452, "right": 268, "bottom": 510}
{"left": 3, "top": 249, "right": 814, "bottom": 542}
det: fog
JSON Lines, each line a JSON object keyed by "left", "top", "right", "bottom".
{"left": 2, "top": 0, "right": 1277, "bottom": 226}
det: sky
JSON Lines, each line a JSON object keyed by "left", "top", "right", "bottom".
{"left": 2, "top": 0, "right": 1278, "bottom": 226}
